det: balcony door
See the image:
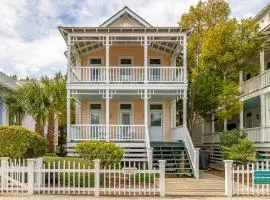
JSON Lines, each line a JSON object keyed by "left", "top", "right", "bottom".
{"left": 119, "top": 57, "right": 133, "bottom": 82}
{"left": 90, "top": 58, "right": 102, "bottom": 82}
{"left": 149, "top": 104, "right": 163, "bottom": 141}
{"left": 148, "top": 58, "right": 161, "bottom": 82}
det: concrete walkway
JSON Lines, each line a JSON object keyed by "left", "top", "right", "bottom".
{"left": 166, "top": 171, "right": 225, "bottom": 196}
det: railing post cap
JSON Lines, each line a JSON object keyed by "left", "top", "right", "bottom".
{"left": 224, "top": 160, "right": 234, "bottom": 165}
{"left": 158, "top": 160, "right": 166, "bottom": 167}
{"left": 94, "top": 159, "right": 101, "bottom": 164}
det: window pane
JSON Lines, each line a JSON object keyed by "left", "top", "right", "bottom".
{"left": 90, "top": 58, "right": 102, "bottom": 65}
{"left": 121, "top": 113, "right": 131, "bottom": 125}
{"left": 90, "top": 111, "right": 100, "bottom": 124}
{"left": 150, "top": 59, "right": 161, "bottom": 65}
{"left": 90, "top": 104, "right": 101, "bottom": 110}
{"left": 120, "top": 59, "right": 132, "bottom": 65}
{"left": 151, "top": 112, "right": 161, "bottom": 126}
{"left": 150, "top": 104, "right": 162, "bottom": 110}
{"left": 120, "top": 104, "right": 131, "bottom": 110}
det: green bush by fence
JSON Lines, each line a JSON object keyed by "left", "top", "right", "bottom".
{"left": 74, "top": 141, "right": 124, "bottom": 167}
{"left": 0, "top": 126, "right": 46, "bottom": 158}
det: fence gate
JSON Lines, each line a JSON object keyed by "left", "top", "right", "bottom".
{"left": 0, "top": 157, "right": 165, "bottom": 197}
{"left": 225, "top": 160, "right": 270, "bottom": 197}
{"left": 0, "top": 157, "right": 31, "bottom": 194}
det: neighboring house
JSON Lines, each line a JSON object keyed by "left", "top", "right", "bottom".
{"left": 195, "top": 3, "right": 270, "bottom": 163}
{"left": 59, "top": 7, "right": 198, "bottom": 177}
{"left": 0, "top": 72, "right": 18, "bottom": 125}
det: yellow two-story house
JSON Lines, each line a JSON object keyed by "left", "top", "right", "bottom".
{"left": 59, "top": 7, "right": 199, "bottom": 177}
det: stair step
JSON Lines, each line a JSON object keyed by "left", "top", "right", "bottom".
{"left": 122, "top": 158, "right": 148, "bottom": 162}
{"left": 124, "top": 154, "right": 147, "bottom": 158}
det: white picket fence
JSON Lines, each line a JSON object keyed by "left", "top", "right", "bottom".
{"left": 224, "top": 160, "right": 270, "bottom": 197}
{"left": 0, "top": 157, "right": 165, "bottom": 196}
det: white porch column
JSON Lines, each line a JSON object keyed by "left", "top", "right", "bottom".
{"left": 239, "top": 110, "right": 244, "bottom": 130}
{"left": 224, "top": 118, "right": 227, "bottom": 131}
{"left": 171, "top": 100, "right": 176, "bottom": 128}
{"left": 144, "top": 90, "right": 148, "bottom": 126}
{"left": 239, "top": 70, "right": 244, "bottom": 130}
{"left": 105, "top": 36, "right": 110, "bottom": 83}
{"left": 67, "top": 90, "right": 71, "bottom": 143}
{"left": 266, "top": 93, "right": 270, "bottom": 126}
{"left": 183, "top": 90, "right": 187, "bottom": 126}
{"left": 144, "top": 36, "right": 148, "bottom": 83}
{"left": 261, "top": 94, "right": 266, "bottom": 142}
{"left": 183, "top": 35, "right": 187, "bottom": 83}
{"left": 2, "top": 103, "right": 9, "bottom": 125}
{"left": 260, "top": 48, "right": 265, "bottom": 74}
{"left": 105, "top": 89, "right": 110, "bottom": 142}
{"left": 67, "top": 35, "right": 71, "bottom": 84}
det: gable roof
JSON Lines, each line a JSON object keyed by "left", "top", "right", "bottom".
{"left": 254, "top": 3, "right": 270, "bottom": 21}
{"left": 99, "top": 6, "right": 152, "bottom": 27}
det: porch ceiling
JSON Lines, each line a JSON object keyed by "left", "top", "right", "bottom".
{"left": 71, "top": 89, "right": 182, "bottom": 101}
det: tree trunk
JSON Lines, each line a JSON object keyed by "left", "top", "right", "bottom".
{"left": 35, "top": 119, "right": 44, "bottom": 137}
{"left": 47, "top": 113, "right": 55, "bottom": 153}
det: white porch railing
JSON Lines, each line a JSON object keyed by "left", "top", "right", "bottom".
{"left": 69, "top": 66, "right": 184, "bottom": 83}
{"left": 70, "top": 124, "right": 107, "bottom": 141}
{"left": 109, "top": 67, "right": 144, "bottom": 83}
{"left": 241, "top": 69, "right": 270, "bottom": 95}
{"left": 245, "top": 126, "right": 270, "bottom": 143}
{"left": 171, "top": 125, "right": 200, "bottom": 178}
{"left": 148, "top": 66, "right": 184, "bottom": 83}
{"left": 70, "top": 124, "right": 146, "bottom": 142}
{"left": 109, "top": 125, "right": 145, "bottom": 141}
{"left": 69, "top": 67, "right": 106, "bottom": 83}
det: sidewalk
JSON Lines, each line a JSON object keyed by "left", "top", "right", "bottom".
{"left": 0, "top": 195, "right": 270, "bottom": 200}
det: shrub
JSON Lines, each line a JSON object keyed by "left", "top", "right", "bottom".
{"left": 220, "top": 129, "right": 256, "bottom": 164}
{"left": 220, "top": 129, "right": 246, "bottom": 147}
{"left": 0, "top": 126, "right": 46, "bottom": 158}
{"left": 74, "top": 141, "right": 124, "bottom": 167}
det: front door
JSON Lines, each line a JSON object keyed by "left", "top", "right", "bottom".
{"left": 120, "top": 110, "right": 131, "bottom": 139}
{"left": 149, "top": 104, "right": 163, "bottom": 141}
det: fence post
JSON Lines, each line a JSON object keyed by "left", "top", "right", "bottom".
{"left": 1, "top": 157, "right": 9, "bottom": 190}
{"left": 35, "top": 157, "right": 43, "bottom": 188}
{"left": 94, "top": 159, "right": 100, "bottom": 197}
{"left": 148, "top": 147, "right": 153, "bottom": 170}
{"left": 27, "top": 158, "right": 36, "bottom": 195}
{"left": 224, "top": 160, "right": 233, "bottom": 197}
{"left": 158, "top": 160, "right": 166, "bottom": 197}
{"left": 194, "top": 148, "right": 200, "bottom": 179}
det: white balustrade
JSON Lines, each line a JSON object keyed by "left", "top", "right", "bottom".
{"left": 109, "top": 125, "right": 145, "bottom": 141}
{"left": 69, "top": 67, "right": 106, "bottom": 83}
{"left": 70, "top": 124, "right": 145, "bottom": 142}
{"left": 171, "top": 125, "right": 199, "bottom": 178}
{"left": 109, "top": 67, "right": 144, "bottom": 83}
{"left": 70, "top": 125, "right": 107, "bottom": 141}
{"left": 245, "top": 126, "right": 270, "bottom": 143}
{"left": 148, "top": 66, "right": 184, "bottom": 83}
{"left": 241, "top": 69, "right": 270, "bottom": 95}
{"left": 69, "top": 66, "right": 184, "bottom": 83}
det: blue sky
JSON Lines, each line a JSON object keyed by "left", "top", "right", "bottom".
{"left": 0, "top": 0, "right": 269, "bottom": 78}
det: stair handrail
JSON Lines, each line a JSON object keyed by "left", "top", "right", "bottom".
{"left": 145, "top": 125, "right": 153, "bottom": 169}
{"left": 171, "top": 125, "right": 199, "bottom": 178}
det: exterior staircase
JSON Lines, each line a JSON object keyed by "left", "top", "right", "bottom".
{"left": 151, "top": 141, "right": 194, "bottom": 177}
{"left": 117, "top": 142, "right": 148, "bottom": 163}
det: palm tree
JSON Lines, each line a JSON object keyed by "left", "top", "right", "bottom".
{"left": 42, "top": 74, "right": 66, "bottom": 153}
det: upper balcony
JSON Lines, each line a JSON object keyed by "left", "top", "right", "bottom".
{"left": 240, "top": 69, "right": 270, "bottom": 98}
{"left": 69, "top": 66, "right": 184, "bottom": 84}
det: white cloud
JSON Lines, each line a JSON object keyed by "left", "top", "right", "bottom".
{"left": 0, "top": 0, "right": 268, "bottom": 78}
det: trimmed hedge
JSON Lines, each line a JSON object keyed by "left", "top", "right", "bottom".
{"left": 0, "top": 126, "right": 46, "bottom": 158}
{"left": 74, "top": 141, "right": 124, "bottom": 167}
